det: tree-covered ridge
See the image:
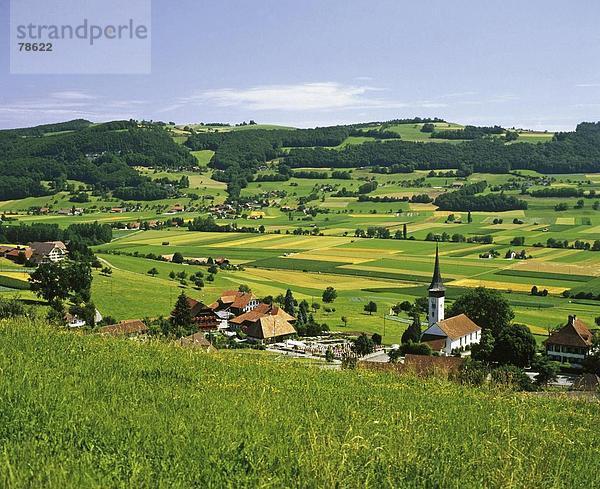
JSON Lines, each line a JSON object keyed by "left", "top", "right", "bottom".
{"left": 284, "top": 122, "right": 600, "bottom": 174}
{"left": 434, "top": 181, "right": 528, "bottom": 212}
{"left": 0, "top": 118, "right": 92, "bottom": 137}
{"left": 0, "top": 122, "right": 195, "bottom": 199}
{"left": 430, "top": 125, "right": 505, "bottom": 140}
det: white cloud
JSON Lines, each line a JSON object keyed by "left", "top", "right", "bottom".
{"left": 575, "top": 83, "right": 600, "bottom": 88}
{"left": 0, "top": 91, "right": 149, "bottom": 126}
{"left": 50, "top": 90, "right": 97, "bottom": 101}
{"left": 197, "top": 82, "right": 388, "bottom": 111}
{"left": 163, "top": 82, "right": 454, "bottom": 113}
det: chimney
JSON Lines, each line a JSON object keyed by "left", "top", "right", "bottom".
{"left": 568, "top": 315, "right": 576, "bottom": 325}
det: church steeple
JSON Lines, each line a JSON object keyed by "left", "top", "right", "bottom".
{"left": 428, "top": 244, "right": 445, "bottom": 292}
{"left": 428, "top": 244, "right": 445, "bottom": 326}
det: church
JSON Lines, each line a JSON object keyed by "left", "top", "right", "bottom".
{"left": 420, "top": 246, "right": 482, "bottom": 356}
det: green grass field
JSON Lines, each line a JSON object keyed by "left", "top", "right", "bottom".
{"left": 1, "top": 319, "right": 599, "bottom": 488}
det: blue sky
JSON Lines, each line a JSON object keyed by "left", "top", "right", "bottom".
{"left": 1, "top": 0, "right": 600, "bottom": 130}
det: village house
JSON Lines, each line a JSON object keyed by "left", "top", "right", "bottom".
{"left": 64, "top": 313, "right": 86, "bottom": 328}
{"left": 545, "top": 315, "right": 595, "bottom": 368}
{"left": 184, "top": 298, "right": 222, "bottom": 331}
{"left": 30, "top": 241, "right": 68, "bottom": 264}
{"left": 229, "top": 303, "right": 297, "bottom": 343}
{"left": 170, "top": 203, "right": 185, "bottom": 213}
{"left": 210, "top": 290, "right": 260, "bottom": 316}
{"left": 98, "top": 320, "right": 148, "bottom": 337}
{"left": 0, "top": 245, "right": 33, "bottom": 263}
{"left": 420, "top": 245, "right": 482, "bottom": 355}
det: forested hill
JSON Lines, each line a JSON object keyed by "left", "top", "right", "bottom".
{"left": 0, "top": 121, "right": 195, "bottom": 199}
{"left": 183, "top": 120, "right": 600, "bottom": 198}
{"left": 285, "top": 123, "right": 600, "bottom": 173}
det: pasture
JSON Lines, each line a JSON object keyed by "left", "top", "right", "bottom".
{"left": 2, "top": 320, "right": 599, "bottom": 487}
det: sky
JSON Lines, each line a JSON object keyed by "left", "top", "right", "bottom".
{"left": 1, "top": 0, "right": 600, "bottom": 130}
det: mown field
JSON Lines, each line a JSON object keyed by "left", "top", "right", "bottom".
{"left": 0, "top": 320, "right": 599, "bottom": 488}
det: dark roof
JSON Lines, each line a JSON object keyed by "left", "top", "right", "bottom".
{"left": 545, "top": 316, "right": 593, "bottom": 348}
{"left": 98, "top": 320, "right": 147, "bottom": 336}
{"left": 185, "top": 298, "right": 212, "bottom": 317}
{"left": 428, "top": 244, "right": 445, "bottom": 292}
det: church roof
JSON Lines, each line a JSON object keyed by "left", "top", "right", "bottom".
{"left": 428, "top": 244, "right": 445, "bottom": 292}
{"left": 424, "top": 314, "right": 481, "bottom": 341}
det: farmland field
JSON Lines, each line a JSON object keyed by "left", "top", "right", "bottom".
{"left": 0, "top": 134, "right": 599, "bottom": 344}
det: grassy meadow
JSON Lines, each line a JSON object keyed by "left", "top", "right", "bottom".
{"left": 0, "top": 319, "right": 599, "bottom": 488}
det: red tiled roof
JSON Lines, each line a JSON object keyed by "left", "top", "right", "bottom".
{"left": 436, "top": 314, "right": 481, "bottom": 341}
{"left": 230, "top": 303, "right": 295, "bottom": 325}
{"left": 546, "top": 317, "right": 593, "bottom": 348}
{"left": 244, "top": 316, "right": 296, "bottom": 340}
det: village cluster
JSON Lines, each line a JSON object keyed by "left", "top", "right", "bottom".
{"left": 5, "top": 239, "right": 593, "bottom": 380}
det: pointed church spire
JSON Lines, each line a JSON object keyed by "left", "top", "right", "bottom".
{"left": 428, "top": 244, "right": 445, "bottom": 292}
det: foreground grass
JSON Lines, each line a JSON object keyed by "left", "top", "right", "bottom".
{"left": 1, "top": 320, "right": 599, "bottom": 488}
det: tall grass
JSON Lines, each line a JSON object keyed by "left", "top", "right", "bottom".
{"left": 0, "top": 319, "right": 599, "bottom": 488}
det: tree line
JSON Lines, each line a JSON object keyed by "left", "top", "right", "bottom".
{"left": 0, "top": 122, "right": 195, "bottom": 199}
{"left": 284, "top": 122, "right": 600, "bottom": 174}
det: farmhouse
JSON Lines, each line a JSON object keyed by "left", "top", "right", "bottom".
{"left": 421, "top": 245, "right": 482, "bottom": 355}
{"left": 64, "top": 313, "right": 86, "bottom": 328}
{"left": 0, "top": 245, "right": 32, "bottom": 263}
{"left": 229, "top": 303, "right": 296, "bottom": 342}
{"left": 210, "top": 290, "right": 260, "bottom": 316}
{"left": 30, "top": 241, "right": 68, "bottom": 264}
{"left": 545, "top": 315, "right": 594, "bottom": 368}
{"left": 98, "top": 320, "right": 148, "bottom": 337}
{"left": 184, "top": 298, "right": 222, "bottom": 331}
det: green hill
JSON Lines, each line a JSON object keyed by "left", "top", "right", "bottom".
{"left": 1, "top": 320, "right": 599, "bottom": 488}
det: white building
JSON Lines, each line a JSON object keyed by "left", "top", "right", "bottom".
{"left": 30, "top": 241, "right": 68, "bottom": 264}
{"left": 421, "top": 245, "right": 482, "bottom": 355}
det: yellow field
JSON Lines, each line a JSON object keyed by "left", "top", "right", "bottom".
{"left": 555, "top": 217, "right": 575, "bottom": 225}
{"left": 0, "top": 272, "right": 29, "bottom": 282}
{"left": 582, "top": 225, "right": 600, "bottom": 234}
{"left": 451, "top": 278, "right": 566, "bottom": 294}
{"left": 339, "top": 264, "right": 444, "bottom": 278}
{"left": 508, "top": 260, "right": 600, "bottom": 277}
{"left": 241, "top": 267, "right": 411, "bottom": 291}
{"left": 209, "top": 234, "right": 286, "bottom": 248}
{"left": 265, "top": 236, "right": 352, "bottom": 250}
{"left": 409, "top": 203, "right": 437, "bottom": 211}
